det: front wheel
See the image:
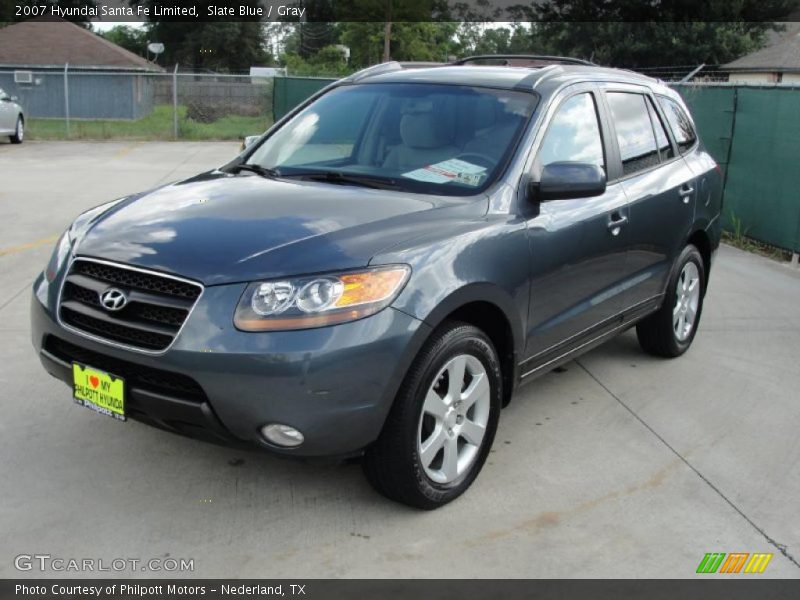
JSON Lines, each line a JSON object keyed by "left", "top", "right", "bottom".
{"left": 10, "top": 117, "right": 23, "bottom": 144}
{"left": 363, "top": 321, "right": 502, "bottom": 509}
{"left": 637, "top": 244, "right": 706, "bottom": 357}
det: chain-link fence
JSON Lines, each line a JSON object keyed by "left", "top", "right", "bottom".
{"left": 633, "top": 64, "right": 800, "bottom": 86}
{"left": 0, "top": 68, "right": 276, "bottom": 141}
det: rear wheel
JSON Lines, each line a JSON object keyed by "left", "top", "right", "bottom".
{"left": 10, "top": 116, "right": 23, "bottom": 144}
{"left": 637, "top": 244, "right": 705, "bottom": 357}
{"left": 363, "top": 321, "right": 502, "bottom": 509}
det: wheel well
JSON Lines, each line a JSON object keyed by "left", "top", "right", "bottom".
{"left": 688, "top": 229, "right": 711, "bottom": 292}
{"left": 443, "top": 301, "right": 515, "bottom": 407}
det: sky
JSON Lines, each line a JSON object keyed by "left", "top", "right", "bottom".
{"left": 91, "top": 21, "right": 143, "bottom": 32}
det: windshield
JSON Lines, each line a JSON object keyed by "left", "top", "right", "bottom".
{"left": 246, "top": 83, "right": 537, "bottom": 196}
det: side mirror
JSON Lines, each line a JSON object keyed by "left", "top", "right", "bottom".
{"left": 241, "top": 135, "right": 260, "bottom": 151}
{"left": 530, "top": 162, "right": 607, "bottom": 202}
{"left": 10, "top": 95, "right": 18, "bottom": 102}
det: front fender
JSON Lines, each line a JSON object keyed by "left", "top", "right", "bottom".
{"left": 373, "top": 216, "right": 530, "bottom": 359}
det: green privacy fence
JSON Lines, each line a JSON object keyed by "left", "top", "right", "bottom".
{"left": 271, "top": 77, "right": 800, "bottom": 252}
{"left": 272, "top": 76, "right": 337, "bottom": 122}
{"left": 674, "top": 84, "right": 800, "bottom": 252}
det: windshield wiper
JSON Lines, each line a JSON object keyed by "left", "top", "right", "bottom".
{"left": 281, "top": 170, "right": 401, "bottom": 190}
{"left": 226, "top": 163, "right": 281, "bottom": 178}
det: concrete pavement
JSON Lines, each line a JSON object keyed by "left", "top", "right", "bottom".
{"left": 1, "top": 142, "right": 798, "bottom": 578}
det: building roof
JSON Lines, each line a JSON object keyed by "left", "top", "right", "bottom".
{"left": 723, "top": 24, "right": 800, "bottom": 72}
{"left": 0, "top": 18, "right": 162, "bottom": 72}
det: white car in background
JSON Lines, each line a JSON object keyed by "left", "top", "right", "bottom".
{"left": 0, "top": 88, "right": 24, "bottom": 144}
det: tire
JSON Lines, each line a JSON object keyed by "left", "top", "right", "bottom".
{"left": 10, "top": 116, "right": 23, "bottom": 144}
{"left": 637, "top": 244, "right": 705, "bottom": 358}
{"left": 363, "top": 321, "right": 502, "bottom": 509}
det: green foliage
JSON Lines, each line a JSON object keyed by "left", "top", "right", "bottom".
{"left": 98, "top": 25, "right": 149, "bottom": 57}
{"left": 337, "top": 22, "right": 459, "bottom": 67}
{"left": 515, "top": 22, "right": 775, "bottom": 67}
{"left": 517, "top": 0, "right": 799, "bottom": 66}
{"left": 266, "top": 0, "right": 799, "bottom": 71}
{"left": 456, "top": 23, "right": 543, "bottom": 56}
{"left": 129, "top": 1, "right": 270, "bottom": 72}
{"left": 722, "top": 210, "right": 791, "bottom": 261}
{"left": 283, "top": 46, "right": 352, "bottom": 77}
{"left": 726, "top": 210, "right": 751, "bottom": 245}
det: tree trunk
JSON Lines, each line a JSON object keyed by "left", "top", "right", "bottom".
{"left": 383, "top": 0, "right": 392, "bottom": 62}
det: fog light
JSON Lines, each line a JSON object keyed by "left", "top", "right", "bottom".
{"left": 261, "top": 423, "right": 304, "bottom": 447}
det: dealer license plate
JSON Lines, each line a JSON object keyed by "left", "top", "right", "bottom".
{"left": 72, "top": 363, "right": 126, "bottom": 421}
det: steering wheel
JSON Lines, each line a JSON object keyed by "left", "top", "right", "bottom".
{"left": 455, "top": 152, "right": 495, "bottom": 169}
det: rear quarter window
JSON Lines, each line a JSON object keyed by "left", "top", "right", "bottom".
{"left": 657, "top": 96, "right": 697, "bottom": 154}
{"left": 606, "top": 92, "right": 660, "bottom": 176}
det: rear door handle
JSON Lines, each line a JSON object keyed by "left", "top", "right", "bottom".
{"left": 680, "top": 184, "right": 695, "bottom": 204}
{"left": 607, "top": 214, "right": 628, "bottom": 236}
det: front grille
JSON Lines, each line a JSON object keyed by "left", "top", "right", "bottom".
{"left": 59, "top": 259, "right": 203, "bottom": 352}
{"left": 45, "top": 336, "right": 207, "bottom": 401}
{"left": 72, "top": 260, "right": 201, "bottom": 299}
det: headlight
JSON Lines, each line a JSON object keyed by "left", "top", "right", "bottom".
{"left": 234, "top": 265, "right": 411, "bottom": 331}
{"left": 45, "top": 230, "right": 73, "bottom": 282}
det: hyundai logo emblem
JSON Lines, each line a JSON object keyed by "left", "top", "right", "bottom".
{"left": 99, "top": 288, "right": 128, "bottom": 311}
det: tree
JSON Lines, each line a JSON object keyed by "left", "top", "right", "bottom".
{"left": 130, "top": 1, "right": 270, "bottom": 72}
{"left": 456, "top": 23, "right": 542, "bottom": 56}
{"left": 516, "top": 0, "right": 800, "bottom": 67}
{"left": 98, "top": 25, "right": 149, "bottom": 57}
{"left": 339, "top": 22, "right": 459, "bottom": 67}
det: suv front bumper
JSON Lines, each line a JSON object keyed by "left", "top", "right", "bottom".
{"left": 31, "top": 272, "right": 430, "bottom": 457}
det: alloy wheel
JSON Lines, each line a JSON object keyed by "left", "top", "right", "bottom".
{"left": 673, "top": 261, "right": 700, "bottom": 342}
{"left": 417, "top": 354, "right": 491, "bottom": 484}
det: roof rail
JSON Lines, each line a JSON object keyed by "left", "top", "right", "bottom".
{"left": 344, "top": 61, "right": 403, "bottom": 82}
{"left": 344, "top": 61, "right": 444, "bottom": 83}
{"left": 514, "top": 65, "right": 564, "bottom": 90}
{"left": 452, "top": 55, "right": 596, "bottom": 67}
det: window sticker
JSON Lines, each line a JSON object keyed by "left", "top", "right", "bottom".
{"left": 402, "top": 158, "right": 487, "bottom": 186}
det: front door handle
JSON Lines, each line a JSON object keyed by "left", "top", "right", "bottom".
{"left": 607, "top": 214, "right": 628, "bottom": 236}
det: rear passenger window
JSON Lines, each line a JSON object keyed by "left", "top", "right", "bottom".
{"left": 647, "top": 97, "right": 675, "bottom": 160}
{"left": 657, "top": 96, "right": 697, "bottom": 154}
{"left": 537, "top": 93, "right": 605, "bottom": 170}
{"left": 606, "top": 92, "right": 660, "bottom": 176}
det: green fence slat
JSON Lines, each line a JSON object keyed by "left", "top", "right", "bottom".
{"left": 723, "top": 87, "right": 800, "bottom": 251}
{"left": 272, "top": 76, "right": 337, "bottom": 122}
{"left": 674, "top": 85, "right": 800, "bottom": 252}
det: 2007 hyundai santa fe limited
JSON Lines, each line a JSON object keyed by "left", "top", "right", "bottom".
{"left": 32, "top": 56, "right": 721, "bottom": 509}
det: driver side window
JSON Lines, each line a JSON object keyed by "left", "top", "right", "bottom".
{"left": 537, "top": 93, "right": 605, "bottom": 171}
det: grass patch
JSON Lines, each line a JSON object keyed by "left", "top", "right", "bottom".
{"left": 723, "top": 210, "right": 794, "bottom": 262}
{"left": 721, "top": 231, "right": 794, "bottom": 262}
{"left": 27, "top": 105, "right": 270, "bottom": 141}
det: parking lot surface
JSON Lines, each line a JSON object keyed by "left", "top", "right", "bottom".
{"left": 1, "top": 142, "right": 798, "bottom": 578}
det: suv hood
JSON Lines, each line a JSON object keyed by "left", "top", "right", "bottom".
{"left": 74, "top": 171, "right": 479, "bottom": 285}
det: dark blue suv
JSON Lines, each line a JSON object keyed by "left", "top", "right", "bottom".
{"left": 32, "top": 56, "right": 721, "bottom": 508}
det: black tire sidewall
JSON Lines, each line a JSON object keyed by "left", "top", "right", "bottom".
{"left": 11, "top": 117, "right": 23, "bottom": 143}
